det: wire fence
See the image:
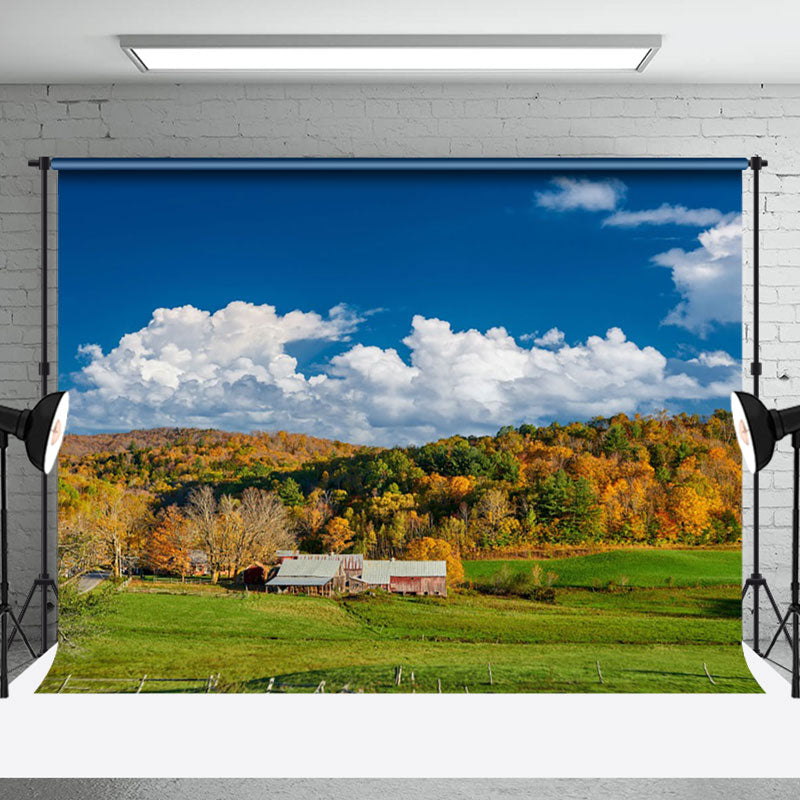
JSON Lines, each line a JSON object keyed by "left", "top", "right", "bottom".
{"left": 37, "top": 658, "right": 725, "bottom": 694}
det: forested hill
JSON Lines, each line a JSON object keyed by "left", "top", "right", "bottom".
{"left": 59, "top": 411, "right": 742, "bottom": 561}
{"left": 61, "top": 427, "right": 366, "bottom": 464}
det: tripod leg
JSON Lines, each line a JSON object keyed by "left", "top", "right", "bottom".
{"left": 763, "top": 583, "right": 793, "bottom": 647}
{"left": 7, "top": 610, "right": 36, "bottom": 659}
{"left": 753, "top": 582, "right": 761, "bottom": 653}
{"left": 7, "top": 582, "right": 36, "bottom": 649}
{"left": 742, "top": 582, "right": 750, "bottom": 600}
{"left": 765, "top": 607, "right": 792, "bottom": 660}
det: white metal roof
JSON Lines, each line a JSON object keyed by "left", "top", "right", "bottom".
{"left": 359, "top": 561, "right": 391, "bottom": 585}
{"left": 359, "top": 560, "right": 447, "bottom": 585}
{"left": 272, "top": 556, "right": 341, "bottom": 580}
{"left": 295, "top": 553, "right": 364, "bottom": 568}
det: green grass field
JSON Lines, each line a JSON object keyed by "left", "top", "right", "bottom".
{"left": 39, "top": 548, "right": 757, "bottom": 694}
{"left": 463, "top": 548, "right": 741, "bottom": 589}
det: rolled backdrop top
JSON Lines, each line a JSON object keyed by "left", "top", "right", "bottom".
{"left": 50, "top": 157, "right": 749, "bottom": 172}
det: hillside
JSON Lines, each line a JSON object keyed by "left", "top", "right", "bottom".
{"left": 61, "top": 427, "right": 368, "bottom": 490}
{"left": 58, "top": 411, "right": 743, "bottom": 580}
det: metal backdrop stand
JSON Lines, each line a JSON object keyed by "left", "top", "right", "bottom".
{"left": 8, "top": 157, "right": 58, "bottom": 656}
{"left": 741, "top": 155, "right": 789, "bottom": 656}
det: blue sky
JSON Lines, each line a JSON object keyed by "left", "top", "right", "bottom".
{"left": 59, "top": 166, "right": 742, "bottom": 444}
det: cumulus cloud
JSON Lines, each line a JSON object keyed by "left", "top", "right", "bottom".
{"left": 603, "top": 203, "right": 725, "bottom": 228}
{"left": 535, "top": 177, "right": 625, "bottom": 212}
{"left": 689, "top": 350, "right": 737, "bottom": 368}
{"left": 653, "top": 213, "right": 742, "bottom": 336}
{"left": 521, "top": 327, "right": 566, "bottom": 348}
{"left": 69, "top": 302, "right": 739, "bottom": 446}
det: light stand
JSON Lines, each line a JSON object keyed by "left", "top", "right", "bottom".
{"left": 10, "top": 157, "right": 59, "bottom": 657}
{"left": 0, "top": 391, "right": 69, "bottom": 698}
{"left": 0, "top": 432, "right": 36, "bottom": 697}
{"left": 732, "top": 390, "right": 800, "bottom": 696}
{"left": 763, "top": 432, "right": 800, "bottom": 697}
{"left": 741, "top": 155, "right": 788, "bottom": 655}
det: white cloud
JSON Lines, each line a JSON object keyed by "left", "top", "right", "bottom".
{"left": 535, "top": 177, "right": 625, "bottom": 212}
{"left": 653, "top": 213, "right": 742, "bottom": 336}
{"left": 689, "top": 350, "right": 737, "bottom": 368}
{"left": 69, "top": 303, "right": 738, "bottom": 446}
{"left": 522, "top": 327, "right": 565, "bottom": 348}
{"left": 603, "top": 203, "right": 725, "bottom": 228}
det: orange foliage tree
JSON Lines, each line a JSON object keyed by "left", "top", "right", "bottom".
{"left": 404, "top": 536, "right": 465, "bottom": 587}
{"left": 146, "top": 504, "right": 192, "bottom": 580}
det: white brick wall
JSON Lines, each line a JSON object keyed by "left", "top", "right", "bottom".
{"left": 1, "top": 81, "right": 797, "bottom": 646}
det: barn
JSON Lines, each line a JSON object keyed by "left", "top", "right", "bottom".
{"left": 275, "top": 552, "right": 364, "bottom": 582}
{"left": 265, "top": 555, "right": 346, "bottom": 596}
{"left": 241, "top": 562, "right": 268, "bottom": 587}
{"left": 354, "top": 560, "right": 447, "bottom": 598}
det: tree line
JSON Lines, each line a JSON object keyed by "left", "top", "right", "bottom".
{"left": 58, "top": 410, "right": 742, "bottom": 578}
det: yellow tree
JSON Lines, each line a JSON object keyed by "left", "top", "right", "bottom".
{"left": 404, "top": 536, "right": 465, "bottom": 588}
{"left": 322, "top": 516, "right": 354, "bottom": 554}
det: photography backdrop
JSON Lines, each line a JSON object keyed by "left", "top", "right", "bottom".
{"left": 46, "top": 157, "right": 753, "bottom": 694}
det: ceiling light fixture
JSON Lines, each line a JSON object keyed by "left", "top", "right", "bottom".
{"left": 120, "top": 35, "right": 661, "bottom": 74}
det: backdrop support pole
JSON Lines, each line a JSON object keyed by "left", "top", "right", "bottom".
{"left": 8, "top": 157, "right": 59, "bottom": 657}
{"left": 741, "top": 155, "right": 788, "bottom": 656}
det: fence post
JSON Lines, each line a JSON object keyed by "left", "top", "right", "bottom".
{"left": 266, "top": 677, "right": 275, "bottom": 693}
{"left": 437, "top": 677, "right": 442, "bottom": 694}
{"left": 596, "top": 660, "right": 605, "bottom": 685}
{"left": 136, "top": 674, "right": 148, "bottom": 694}
{"left": 488, "top": 661, "right": 493, "bottom": 686}
{"left": 57, "top": 675, "right": 71, "bottom": 693}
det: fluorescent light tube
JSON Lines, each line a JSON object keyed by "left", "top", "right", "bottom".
{"left": 121, "top": 36, "right": 661, "bottom": 74}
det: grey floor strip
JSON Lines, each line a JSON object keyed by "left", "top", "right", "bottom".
{"left": 1, "top": 780, "right": 799, "bottom": 800}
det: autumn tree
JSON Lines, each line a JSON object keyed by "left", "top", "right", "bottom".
{"left": 322, "top": 516, "right": 354, "bottom": 554}
{"left": 85, "top": 482, "right": 151, "bottom": 578}
{"left": 404, "top": 536, "right": 465, "bottom": 587}
{"left": 146, "top": 504, "right": 192, "bottom": 580}
{"left": 239, "top": 487, "right": 296, "bottom": 566}
{"left": 185, "top": 485, "right": 223, "bottom": 582}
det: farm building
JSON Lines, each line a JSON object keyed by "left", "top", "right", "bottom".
{"left": 275, "top": 549, "right": 299, "bottom": 564}
{"left": 297, "top": 552, "right": 363, "bottom": 578}
{"left": 188, "top": 550, "right": 209, "bottom": 576}
{"left": 241, "top": 562, "right": 268, "bottom": 587}
{"left": 266, "top": 555, "right": 346, "bottom": 596}
{"left": 278, "top": 551, "right": 364, "bottom": 579}
{"left": 352, "top": 560, "right": 447, "bottom": 598}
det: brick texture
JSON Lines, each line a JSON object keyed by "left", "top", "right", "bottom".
{"left": 0, "top": 81, "right": 796, "bottom": 649}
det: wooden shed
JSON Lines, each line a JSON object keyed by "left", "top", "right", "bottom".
{"left": 355, "top": 560, "right": 447, "bottom": 598}
{"left": 241, "top": 562, "right": 268, "bottom": 587}
{"left": 266, "top": 555, "right": 346, "bottom": 596}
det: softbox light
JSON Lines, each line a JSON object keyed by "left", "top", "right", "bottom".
{"left": 0, "top": 391, "right": 69, "bottom": 475}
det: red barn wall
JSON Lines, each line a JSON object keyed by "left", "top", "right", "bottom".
{"left": 389, "top": 576, "right": 447, "bottom": 597}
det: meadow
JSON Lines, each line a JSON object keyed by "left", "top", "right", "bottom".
{"left": 39, "top": 549, "right": 758, "bottom": 694}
